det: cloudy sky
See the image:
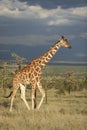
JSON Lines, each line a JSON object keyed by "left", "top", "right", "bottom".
{"left": 0, "top": 0, "right": 87, "bottom": 62}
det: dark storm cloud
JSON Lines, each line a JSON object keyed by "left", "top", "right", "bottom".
{"left": 0, "top": 15, "right": 49, "bottom": 37}
{"left": 0, "top": 0, "right": 87, "bottom": 62}
{"left": 19, "top": 0, "right": 87, "bottom": 9}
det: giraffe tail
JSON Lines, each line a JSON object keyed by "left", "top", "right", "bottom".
{"left": 4, "top": 91, "right": 13, "bottom": 98}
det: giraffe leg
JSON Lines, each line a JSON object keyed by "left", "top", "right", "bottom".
{"left": 20, "top": 83, "right": 30, "bottom": 110}
{"left": 10, "top": 90, "right": 17, "bottom": 112}
{"left": 31, "top": 83, "right": 36, "bottom": 110}
{"left": 37, "top": 81, "right": 45, "bottom": 109}
{"left": 10, "top": 96, "right": 14, "bottom": 112}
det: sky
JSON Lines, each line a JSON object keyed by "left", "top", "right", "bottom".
{"left": 0, "top": 0, "right": 87, "bottom": 62}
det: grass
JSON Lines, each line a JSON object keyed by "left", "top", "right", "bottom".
{"left": 0, "top": 89, "right": 87, "bottom": 130}
{"left": 43, "top": 65, "right": 87, "bottom": 79}
{"left": 0, "top": 64, "right": 87, "bottom": 130}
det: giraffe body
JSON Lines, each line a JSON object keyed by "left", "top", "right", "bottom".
{"left": 6, "top": 36, "right": 71, "bottom": 111}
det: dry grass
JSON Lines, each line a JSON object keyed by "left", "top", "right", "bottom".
{"left": 0, "top": 89, "right": 87, "bottom": 130}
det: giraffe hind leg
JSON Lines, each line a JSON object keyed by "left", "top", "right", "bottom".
{"left": 34, "top": 89, "right": 37, "bottom": 109}
{"left": 31, "top": 83, "right": 36, "bottom": 110}
{"left": 20, "top": 83, "right": 30, "bottom": 110}
{"left": 37, "top": 81, "right": 45, "bottom": 109}
{"left": 10, "top": 90, "right": 17, "bottom": 112}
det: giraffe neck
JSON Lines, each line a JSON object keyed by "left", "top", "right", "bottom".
{"left": 38, "top": 41, "right": 61, "bottom": 67}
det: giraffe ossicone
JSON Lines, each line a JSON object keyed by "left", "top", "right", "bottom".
{"left": 5, "top": 36, "right": 71, "bottom": 111}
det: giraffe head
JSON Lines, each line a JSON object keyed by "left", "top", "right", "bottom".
{"left": 60, "top": 36, "right": 71, "bottom": 48}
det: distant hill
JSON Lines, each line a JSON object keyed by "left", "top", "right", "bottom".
{"left": 48, "top": 61, "right": 87, "bottom": 66}
{"left": 0, "top": 44, "right": 87, "bottom": 62}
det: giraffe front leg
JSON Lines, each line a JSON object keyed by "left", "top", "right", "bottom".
{"left": 37, "top": 81, "right": 45, "bottom": 109}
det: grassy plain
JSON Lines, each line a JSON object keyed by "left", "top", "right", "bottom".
{"left": 0, "top": 64, "right": 87, "bottom": 130}
{"left": 0, "top": 89, "right": 87, "bottom": 130}
{"left": 43, "top": 64, "right": 87, "bottom": 76}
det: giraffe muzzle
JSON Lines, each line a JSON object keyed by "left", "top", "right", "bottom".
{"left": 68, "top": 45, "right": 72, "bottom": 49}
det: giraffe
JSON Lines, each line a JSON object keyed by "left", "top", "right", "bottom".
{"left": 5, "top": 36, "right": 71, "bottom": 111}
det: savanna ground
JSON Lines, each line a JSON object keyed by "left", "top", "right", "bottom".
{"left": 0, "top": 65, "right": 87, "bottom": 130}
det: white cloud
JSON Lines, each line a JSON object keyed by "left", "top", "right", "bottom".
{"left": 0, "top": 0, "right": 27, "bottom": 17}
{"left": 48, "top": 19, "right": 70, "bottom": 26}
{"left": 80, "top": 32, "right": 87, "bottom": 39}
{"left": 0, "top": 0, "right": 49, "bottom": 19}
{"left": 72, "top": 7, "right": 87, "bottom": 17}
{"left": 0, "top": 0, "right": 87, "bottom": 26}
